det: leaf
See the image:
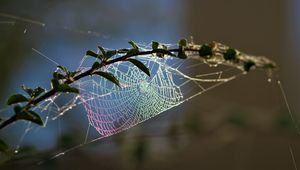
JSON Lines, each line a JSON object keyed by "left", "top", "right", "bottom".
{"left": 0, "top": 138, "right": 10, "bottom": 155}
{"left": 126, "top": 48, "right": 139, "bottom": 56}
{"left": 15, "top": 109, "right": 43, "bottom": 126}
{"left": 57, "top": 65, "right": 68, "bottom": 73}
{"left": 53, "top": 72, "right": 65, "bottom": 80}
{"left": 152, "top": 41, "right": 159, "bottom": 50}
{"left": 98, "top": 46, "right": 107, "bottom": 59}
{"left": 128, "top": 41, "right": 139, "bottom": 50}
{"left": 21, "top": 85, "right": 34, "bottom": 96}
{"left": 92, "top": 62, "right": 101, "bottom": 70}
{"left": 21, "top": 85, "right": 45, "bottom": 98}
{"left": 106, "top": 50, "right": 117, "bottom": 59}
{"left": 32, "top": 87, "right": 45, "bottom": 97}
{"left": 127, "top": 58, "right": 150, "bottom": 76}
{"left": 13, "top": 105, "right": 22, "bottom": 113}
{"left": 86, "top": 50, "right": 98, "bottom": 58}
{"left": 51, "top": 79, "right": 60, "bottom": 89}
{"left": 243, "top": 61, "right": 255, "bottom": 72}
{"left": 223, "top": 48, "right": 237, "bottom": 60}
{"left": 7, "top": 94, "right": 29, "bottom": 105}
{"left": 56, "top": 84, "right": 80, "bottom": 94}
{"left": 199, "top": 44, "right": 213, "bottom": 57}
{"left": 178, "top": 39, "right": 187, "bottom": 47}
{"left": 51, "top": 79, "right": 79, "bottom": 93}
{"left": 93, "top": 71, "right": 120, "bottom": 87}
{"left": 161, "top": 44, "right": 168, "bottom": 50}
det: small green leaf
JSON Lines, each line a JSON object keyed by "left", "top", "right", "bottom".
{"left": 51, "top": 79, "right": 60, "bottom": 90}
{"left": 53, "top": 72, "right": 65, "bottom": 80}
{"left": 92, "top": 62, "right": 101, "bottom": 70}
{"left": 32, "top": 87, "right": 45, "bottom": 97}
{"left": 127, "top": 58, "right": 150, "bottom": 76}
{"left": 223, "top": 48, "right": 237, "bottom": 60}
{"left": 0, "top": 138, "right": 10, "bottom": 155}
{"left": 57, "top": 65, "right": 68, "bottom": 73}
{"left": 14, "top": 105, "right": 22, "bottom": 113}
{"left": 21, "top": 85, "right": 34, "bottom": 96}
{"left": 177, "top": 51, "right": 188, "bottom": 59}
{"left": 126, "top": 48, "right": 139, "bottom": 56}
{"left": 93, "top": 71, "right": 120, "bottom": 87}
{"left": 21, "top": 85, "right": 45, "bottom": 98}
{"left": 162, "top": 44, "right": 168, "bottom": 50}
{"left": 178, "top": 39, "right": 187, "bottom": 47}
{"left": 152, "top": 41, "right": 159, "bottom": 50}
{"left": 98, "top": 46, "right": 107, "bottom": 59}
{"left": 7, "top": 94, "right": 29, "bottom": 105}
{"left": 57, "top": 84, "right": 79, "bottom": 94}
{"left": 16, "top": 109, "right": 43, "bottom": 126}
{"left": 86, "top": 50, "right": 98, "bottom": 58}
{"left": 199, "top": 44, "right": 213, "bottom": 58}
{"left": 128, "top": 41, "right": 139, "bottom": 50}
{"left": 107, "top": 50, "right": 117, "bottom": 59}
{"left": 244, "top": 61, "right": 255, "bottom": 72}
{"left": 51, "top": 79, "right": 79, "bottom": 93}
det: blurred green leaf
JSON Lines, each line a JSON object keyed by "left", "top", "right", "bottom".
{"left": 178, "top": 38, "right": 187, "bottom": 47}
{"left": 107, "top": 50, "right": 117, "bottom": 59}
{"left": 127, "top": 59, "right": 150, "bottom": 76}
{"left": 199, "top": 44, "right": 213, "bottom": 57}
{"left": 15, "top": 109, "right": 43, "bottom": 126}
{"left": 57, "top": 65, "right": 68, "bottom": 73}
{"left": 92, "top": 62, "right": 101, "bottom": 70}
{"left": 161, "top": 44, "right": 168, "bottom": 50}
{"left": 16, "top": 145, "right": 37, "bottom": 155}
{"left": 243, "top": 61, "right": 255, "bottom": 72}
{"left": 32, "top": 87, "right": 45, "bottom": 97}
{"left": 276, "top": 114, "right": 295, "bottom": 130}
{"left": 131, "top": 137, "right": 148, "bottom": 166}
{"left": 7, "top": 94, "right": 29, "bottom": 105}
{"left": 56, "top": 84, "right": 79, "bottom": 94}
{"left": 21, "top": 85, "right": 45, "bottom": 98}
{"left": 50, "top": 79, "right": 60, "bottom": 89}
{"left": 223, "top": 48, "right": 237, "bottom": 60}
{"left": 98, "top": 46, "right": 107, "bottom": 59}
{"left": 0, "top": 138, "right": 10, "bottom": 155}
{"left": 151, "top": 41, "right": 159, "bottom": 50}
{"left": 51, "top": 79, "right": 79, "bottom": 93}
{"left": 86, "top": 50, "right": 98, "bottom": 58}
{"left": 227, "top": 112, "right": 247, "bottom": 127}
{"left": 93, "top": 71, "right": 120, "bottom": 87}
{"left": 13, "top": 105, "right": 22, "bottom": 113}
{"left": 128, "top": 40, "right": 139, "bottom": 50}
{"left": 53, "top": 72, "right": 65, "bottom": 80}
{"left": 21, "top": 85, "right": 34, "bottom": 96}
{"left": 184, "top": 113, "right": 201, "bottom": 135}
{"left": 127, "top": 48, "right": 139, "bottom": 56}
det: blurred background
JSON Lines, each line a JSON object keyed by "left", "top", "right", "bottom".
{"left": 0, "top": 0, "right": 299, "bottom": 169}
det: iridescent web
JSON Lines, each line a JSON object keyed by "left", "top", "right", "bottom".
{"left": 75, "top": 42, "right": 275, "bottom": 137}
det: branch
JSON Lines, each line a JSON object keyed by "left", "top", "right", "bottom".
{"left": 0, "top": 40, "right": 276, "bottom": 130}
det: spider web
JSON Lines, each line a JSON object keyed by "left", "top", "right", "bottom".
{"left": 0, "top": 12, "right": 298, "bottom": 169}
{"left": 76, "top": 44, "right": 244, "bottom": 137}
